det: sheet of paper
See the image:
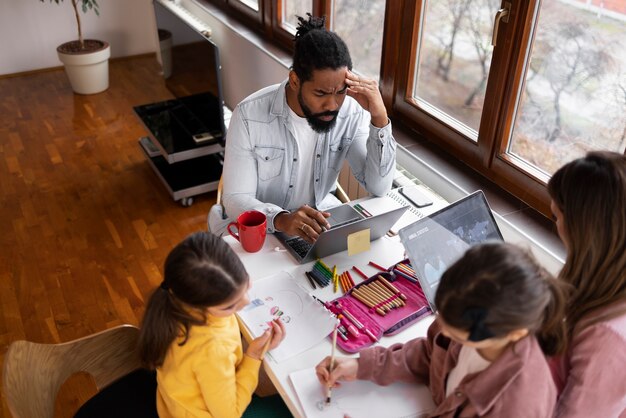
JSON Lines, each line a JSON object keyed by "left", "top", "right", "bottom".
{"left": 358, "top": 191, "right": 448, "bottom": 235}
{"left": 347, "top": 228, "right": 370, "bottom": 256}
{"left": 238, "top": 271, "right": 337, "bottom": 363}
{"left": 358, "top": 194, "right": 421, "bottom": 235}
{"left": 289, "top": 367, "right": 435, "bottom": 418}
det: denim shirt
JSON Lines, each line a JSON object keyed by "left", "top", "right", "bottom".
{"left": 214, "top": 79, "right": 396, "bottom": 234}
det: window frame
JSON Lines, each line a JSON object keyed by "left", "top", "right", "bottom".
{"left": 206, "top": 0, "right": 625, "bottom": 218}
{"left": 382, "top": 0, "right": 556, "bottom": 216}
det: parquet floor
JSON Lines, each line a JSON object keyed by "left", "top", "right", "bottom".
{"left": 0, "top": 55, "right": 218, "bottom": 417}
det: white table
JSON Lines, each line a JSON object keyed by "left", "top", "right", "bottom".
{"left": 226, "top": 231, "right": 435, "bottom": 418}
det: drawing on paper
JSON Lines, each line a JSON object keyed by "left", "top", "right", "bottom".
{"left": 245, "top": 289, "right": 304, "bottom": 330}
{"left": 237, "top": 271, "right": 337, "bottom": 363}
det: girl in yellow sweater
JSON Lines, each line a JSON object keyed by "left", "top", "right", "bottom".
{"left": 138, "top": 232, "right": 286, "bottom": 417}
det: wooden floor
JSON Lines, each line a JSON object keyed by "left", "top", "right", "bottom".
{"left": 0, "top": 55, "right": 218, "bottom": 417}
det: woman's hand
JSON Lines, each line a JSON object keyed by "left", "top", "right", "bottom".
{"left": 315, "top": 356, "right": 359, "bottom": 389}
{"left": 274, "top": 205, "right": 330, "bottom": 243}
{"left": 246, "top": 319, "right": 286, "bottom": 360}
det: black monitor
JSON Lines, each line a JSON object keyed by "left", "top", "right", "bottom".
{"left": 148, "top": 1, "right": 226, "bottom": 147}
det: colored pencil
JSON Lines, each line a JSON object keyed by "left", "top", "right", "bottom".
{"left": 352, "top": 265, "right": 369, "bottom": 280}
{"left": 260, "top": 326, "right": 274, "bottom": 360}
{"left": 377, "top": 275, "right": 408, "bottom": 300}
{"left": 309, "top": 269, "right": 329, "bottom": 287}
{"left": 340, "top": 306, "right": 378, "bottom": 342}
{"left": 368, "top": 261, "right": 388, "bottom": 272}
{"left": 317, "top": 258, "right": 333, "bottom": 274}
{"left": 393, "top": 268, "right": 418, "bottom": 283}
{"left": 314, "top": 262, "right": 333, "bottom": 279}
{"left": 354, "top": 203, "right": 372, "bottom": 218}
{"left": 397, "top": 262, "right": 416, "bottom": 274}
{"left": 396, "top": 263, "right": 417, "bottom": 277}
{"left": 305, "top": 271, "right": 316, "bottom": 289}
{"left": 345, "top": 270, "right": 356, "bottom": 287}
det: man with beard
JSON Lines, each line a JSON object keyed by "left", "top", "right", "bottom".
{"left": 209, "top": 14, "right": 396, "bottom": 242}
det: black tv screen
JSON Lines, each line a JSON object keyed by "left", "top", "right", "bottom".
{"left": 152, "top": 1, "right": 226, "bottom": 145}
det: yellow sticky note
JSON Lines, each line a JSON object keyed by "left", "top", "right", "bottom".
{"left": 347, "top": 229, "right": 371, "bottom": 256}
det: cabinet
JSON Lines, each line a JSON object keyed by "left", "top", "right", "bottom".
{"left": 134, "top": 100, "right": 230, "bottom": 207}
{"left": 134, "top": 0, "right": 229, "bottom": 207}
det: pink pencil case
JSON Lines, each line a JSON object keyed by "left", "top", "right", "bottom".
{"left": 325, "top": 267, "right": 431, "bottom": 353}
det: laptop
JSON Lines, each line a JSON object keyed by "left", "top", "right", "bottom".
{"left": 277, "top": 205, "right": 409, "bottom": 264}
{"left": 398, "top": 191, "right": 504, "bottom": 310}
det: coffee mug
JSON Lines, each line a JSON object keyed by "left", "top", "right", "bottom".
{"left": 227, "top": 210, "right": 267, "bottom": 253}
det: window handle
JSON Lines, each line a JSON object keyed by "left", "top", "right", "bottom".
{"left": 492, "top": 2, "right": 511, "bottom": 46}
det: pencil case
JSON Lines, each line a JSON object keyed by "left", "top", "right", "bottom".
{"left": 325, "top": 265, "right": 431, "bottom": 353}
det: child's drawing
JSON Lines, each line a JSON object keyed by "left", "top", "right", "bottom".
{"left": 238, "top": 271, "right": 336, "bottom": 362}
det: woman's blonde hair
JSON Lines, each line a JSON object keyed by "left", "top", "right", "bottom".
{"left": 548, "top": 151, "right": 626, "bottom": 337}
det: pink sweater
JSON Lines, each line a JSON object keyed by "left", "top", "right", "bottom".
{"left": 358, "top": 320, "right": 556, "bottom": 417}
{"left": 549, "top": 302, "right": 626, "bottom": 418}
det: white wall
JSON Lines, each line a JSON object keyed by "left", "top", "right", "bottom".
{"left": 183, "top": 0, "right": 289, "bottom": 108}
{"left": 0, "top": 0, "right": 156, "bottom": 76}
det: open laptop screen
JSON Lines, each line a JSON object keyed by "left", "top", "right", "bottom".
{"left": 398, "top": 191, "right": 503, "bottom": 310}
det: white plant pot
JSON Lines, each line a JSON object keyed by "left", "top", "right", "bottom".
{"left": 57, "top": 41, "right": 111, "bottom": 95}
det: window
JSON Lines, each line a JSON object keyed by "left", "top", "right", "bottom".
{"left": 330, "top": 0, "right": 386, "bottom": 79}
{"left": 281, "top": 0, "right": 312, "bottom": 33}
{"left": 235, "top": 0, "right": 259, "bottom": 12}
{"left": 387, "top": 0, "right": 626, "bottom": 215}
{"left": 209, "top": 0, "right": 626, "bottom": 217}
{"left": 507, "top": 1, "right": 626, "bottom": 176}
{"left": 211, "top": 0, "right": 385, "bottom": 78}
{"left": 410, "top": 0, "right": 498, "bottom": 139}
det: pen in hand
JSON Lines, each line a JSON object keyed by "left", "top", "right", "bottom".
{"left": 326, "top": 322, "right": 339, "bottom": 405}
{"left": 260, "top": 323, "right": 275, "bottom": 361}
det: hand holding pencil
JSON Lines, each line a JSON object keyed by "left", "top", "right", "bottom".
{"left": 246, "top": 318, "right": 286, "bottom": 361}
{"left": 314, "top": 356, "right": 359, "bottom": 390}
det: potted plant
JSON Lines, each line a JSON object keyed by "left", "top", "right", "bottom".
{"left": 41, "top": 0, "right": 110, "bottom": 94}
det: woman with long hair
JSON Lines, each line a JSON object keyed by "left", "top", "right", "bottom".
{"left": 548, "top": 151, "right": 626, "bottom": 417}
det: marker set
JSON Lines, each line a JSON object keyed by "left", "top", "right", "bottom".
{"left": 305, "top": 259, "right": 357, "bottom": 293}
{"left": 323, "top": 263, "right": 432, "bottom": 353}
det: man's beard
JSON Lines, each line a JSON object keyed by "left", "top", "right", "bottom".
{"left": 298, "top": 89, "right": 339, "bottom": 133}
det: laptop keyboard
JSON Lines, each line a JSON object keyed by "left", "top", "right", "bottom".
{"left": 285, "top": 237, "right": 313, "bottom": 258}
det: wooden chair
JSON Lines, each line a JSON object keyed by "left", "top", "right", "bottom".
{"left": 2, "top": 324, "right": 157, "bottom": 418}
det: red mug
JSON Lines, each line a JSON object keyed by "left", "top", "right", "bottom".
{"left": 227, "top": 210, "right": 267, "bottom": 253}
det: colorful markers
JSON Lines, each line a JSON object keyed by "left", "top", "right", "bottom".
{"left": 353, "top": 203, "right": 373, "bottom": 218}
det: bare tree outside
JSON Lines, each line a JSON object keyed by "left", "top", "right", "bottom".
{"left": 463, "top": 0, "right": 499, "bottom": 107}
{"left": 414, "top": 0, "right": 496, "bottom": 133}
{"left": 408, "top": 0, "right": 625, "bottom": 175}
{"left": 509, "top": 2, "right": 625, "bottom": 174}
{"left": 434, "top": 0, "right": 472, "bottom": 82}
{"left": 331, "top": 0, "right": 386, "bottom": 79}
